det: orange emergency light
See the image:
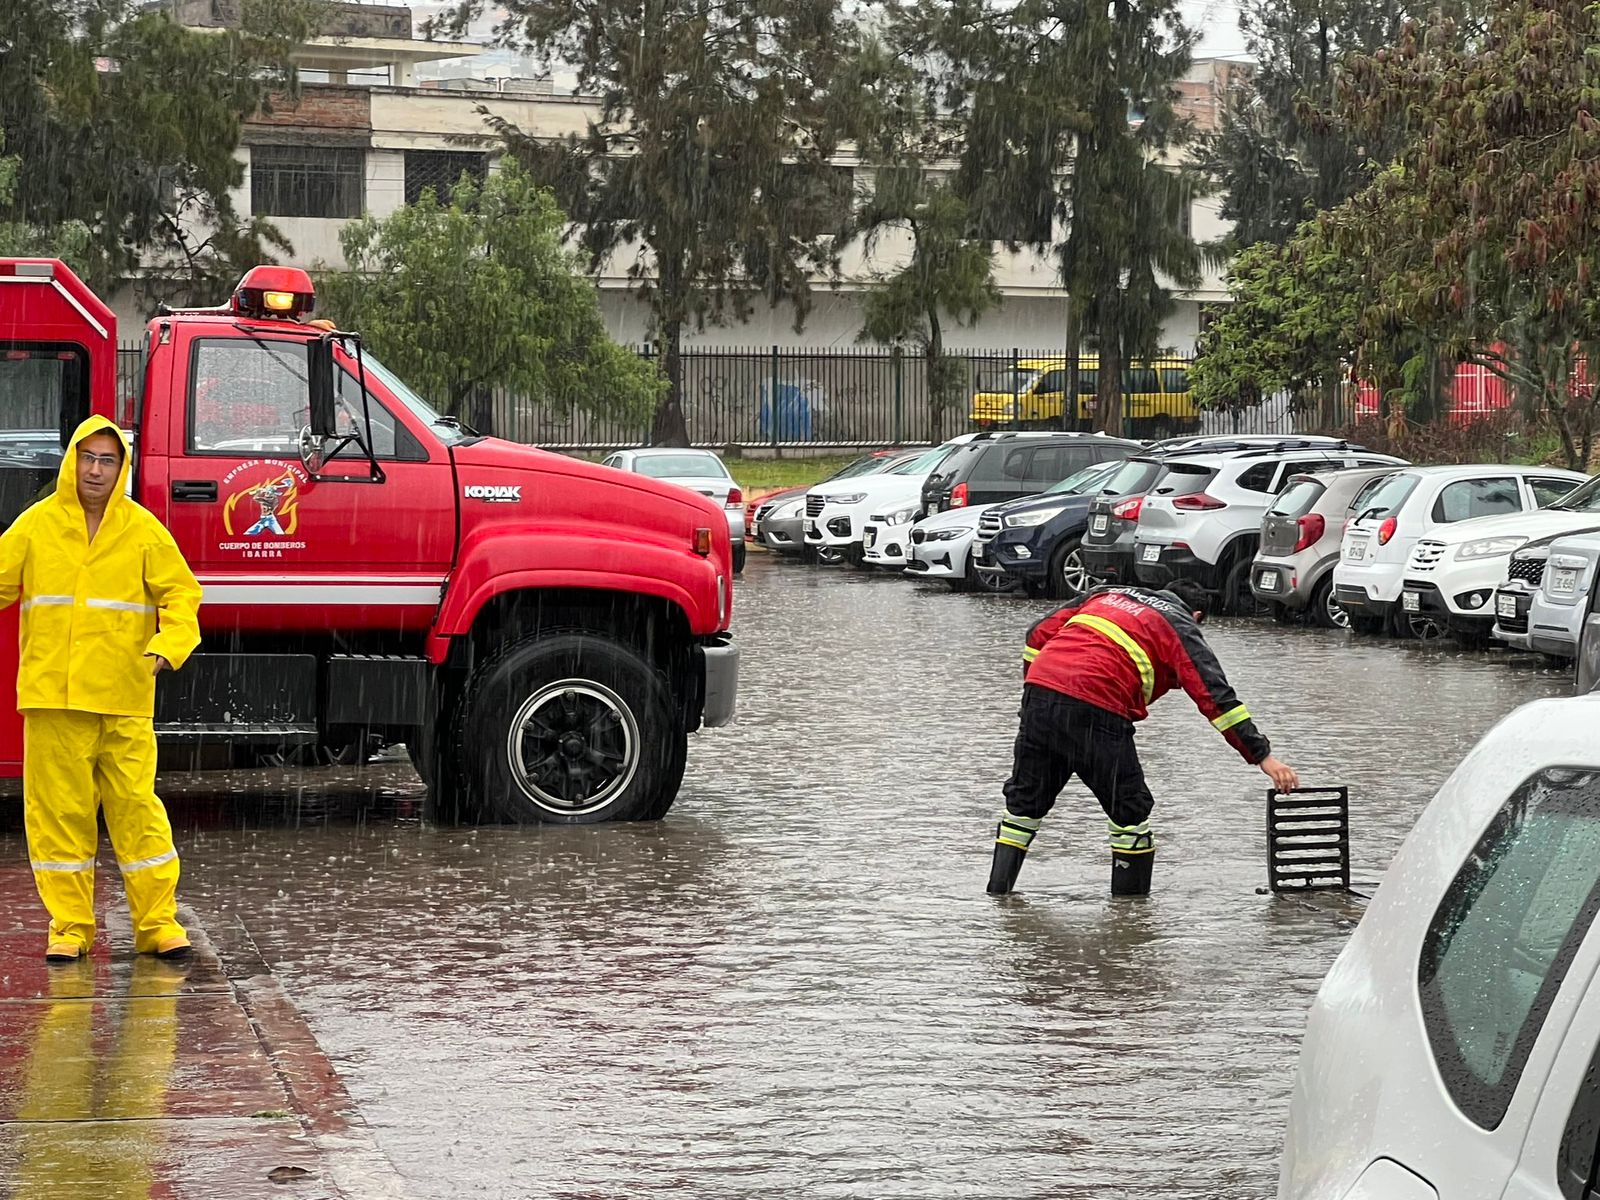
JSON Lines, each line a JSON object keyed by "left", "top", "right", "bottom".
{"left": 231, "top": 265, "right": 316, "bottom": 320}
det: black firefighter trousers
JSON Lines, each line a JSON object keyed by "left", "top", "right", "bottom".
{"left": 1002, "top": 685, "right": 1155, "bottom": 833}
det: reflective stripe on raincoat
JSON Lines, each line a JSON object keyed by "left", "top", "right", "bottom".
{"left": 0, "top": 416, "right": 202, "bottom": 717}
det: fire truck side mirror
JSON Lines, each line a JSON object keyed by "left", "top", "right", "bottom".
{"left": 307, "top": 337, "right": 338, "bottom": 439}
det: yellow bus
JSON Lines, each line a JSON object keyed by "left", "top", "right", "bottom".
{"left": 969, "top": 356, "right": 1201, "bottom": 437}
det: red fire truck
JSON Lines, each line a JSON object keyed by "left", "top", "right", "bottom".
{"left": 0, "top": 258, "right": 738, "bottom": 823}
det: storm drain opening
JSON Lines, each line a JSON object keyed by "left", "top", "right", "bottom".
{"left": 1266, "top": 787, "right": 1350, "bottom": 893}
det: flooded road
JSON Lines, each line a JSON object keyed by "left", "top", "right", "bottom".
{"left": 1, "top": 557, "right": 1573, "bottom": 1198}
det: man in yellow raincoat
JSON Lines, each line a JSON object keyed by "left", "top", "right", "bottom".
{"left": 0, "top": 415, "right": 202, "bottom": 963}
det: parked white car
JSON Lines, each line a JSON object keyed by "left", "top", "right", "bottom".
{"left": 803, "top": 439, "right": 972, "bottom": 565}
{"left": 903, "top": 503, "right": 998, "bottom": 590}
{"left": 1500, "top": 529, "right": 1600, "bottom": 661}
{"left": 601, "top": 447, "right": 748, "bottom": 572}
{"left": 1397, "top": 475, "right": 1592, "bottom": 640}
{"left": 861, "top": 499, "right": 926, "bottom": 569}
{"left": 1335, "top": 464, "right": 1583, "bottom": 635}
{"left": 1279, "top": 693, "right": 1600, "bottom": 1200}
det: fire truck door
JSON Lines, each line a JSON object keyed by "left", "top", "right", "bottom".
{"left": 0, "top": 346, "right": 90, "bottom": 771}
{"left": 159, "top": 334, "right": 455, "bottom": 625}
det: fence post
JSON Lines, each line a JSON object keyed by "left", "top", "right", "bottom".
{"left": 770, "top": 345, "right": 780, "bottom": 451}
{"left": 893, "top": 345, "right": 904, "bottom": 445}
{"left": 1011, "top": 345, "right": 1024, "bottom": 428}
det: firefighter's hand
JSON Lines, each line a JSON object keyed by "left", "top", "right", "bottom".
{"left": 148, "top": 655, "right": 170, "bottom": 676}
{"left": 1260, "top": 755, "right": 1299, "bottom": 793}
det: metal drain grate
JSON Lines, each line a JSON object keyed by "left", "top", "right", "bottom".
{"left": 1267, "top": 787, "right": 1350, "bottom": 892}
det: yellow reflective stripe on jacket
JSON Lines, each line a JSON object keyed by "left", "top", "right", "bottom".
{"left": 1068, "top": 613, "right": 1155, "bottom": 702}
{"left": 1211, "top": 704, "right": 1251, "bottom": 732}
{"left": 1022, "top": 645, "right": 1040, "bottom": 662}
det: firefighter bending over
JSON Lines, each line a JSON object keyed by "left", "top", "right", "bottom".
{"left": 988, "top": 579, "right": 1298, "bottom": 897}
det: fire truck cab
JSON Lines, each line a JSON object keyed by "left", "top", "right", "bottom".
{"left": 0, "top": 258, "right": 738, "bottom": 823}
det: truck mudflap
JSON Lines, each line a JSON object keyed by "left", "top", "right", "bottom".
{"left": 697, "top": 637, "right": 739, "bottom": 728}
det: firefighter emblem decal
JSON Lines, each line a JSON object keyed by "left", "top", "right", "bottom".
{"left": 219, "top": 461, "right": 310, "bottom": 558}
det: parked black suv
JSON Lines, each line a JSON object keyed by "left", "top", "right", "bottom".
{"left": 920, "top": 432, "right": 1141, "bottom": 516}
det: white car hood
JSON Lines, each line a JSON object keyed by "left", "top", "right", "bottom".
{"left": 809, "top": 473, "right": 926, "bottom": 507}
{"left": 1427, "top": 508, "right": 1600, "bottom": 546}
{"left": 915, "top": 502, "right": 996, "bottom": 533}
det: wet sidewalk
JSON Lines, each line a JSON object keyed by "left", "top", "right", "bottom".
{"left": 0, "top": 868, "right": 406, "bottom": 1198}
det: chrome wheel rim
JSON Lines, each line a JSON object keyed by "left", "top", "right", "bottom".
{"left": 1325, "top": 588, "right": 1350, "bottom": 629}
{"left": 507, "top": 679, "right": 639, "bottom": 815}
{"left": 1060, "top": 548, "right": 1090, "bottom": 593}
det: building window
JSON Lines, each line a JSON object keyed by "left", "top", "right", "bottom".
{"left": 404, "top": 150, "right": 489, "bottom": 206}
{"left": 251, "top": 145, "right": 365, "bottom": 219}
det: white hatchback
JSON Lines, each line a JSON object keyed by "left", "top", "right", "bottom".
{"left": 1279, "top": 694, "right": 1600, "bottom": 1200}
{"left": 1335, "top": 465, "right": 1584, "bottom": 635}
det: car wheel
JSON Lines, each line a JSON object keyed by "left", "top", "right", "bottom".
{"left": 1269, "top": 601, "right": 1296, "bottom": 625}
{"left": 1390, "top": 607, "right": 1446, "bottom": 641}
{"left": 1047, "top": 537, "right": 1091, "bottom": 599}
{"left": 732, "top": 542, "right": 746, "bottom": 574}
{"left": 454, "top": 633, "right": 682, "bottom": 824}
{"left": 972, "top": 566, "right": 1020, "bottom": 594}
{"left": 1311, "top": 576, "right": 1349, "bottom": 630}
{"left": 814, "top": 546, "right": 846, "bottom": 566}
{"left": 1221, "top": 558, "right": 1271, "bottom": 618}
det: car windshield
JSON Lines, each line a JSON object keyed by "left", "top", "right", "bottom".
{"left": 1353, "top": 472, "right": 1420, "bottom": 518}
{"left": 831, "top": 452, "right": 915, "bottom": 480}
{"left": 891, "top": 446, "right": 955, "bottom": 476}
{"left": 1548, "top": 475, "right": 1600, "bottom": 512}
{"left": 1046, "top": 460, "right": 1121, "bottom": 496}
{"left": 632, "top": 454, "right": 729, "bottom": 480}
{"left": 977, "top": 368, "right": 1043, "bottom": 395}
{"left": 1098, "top": 457, "right": 1164, "bottom": 497}
{"left": 1268, "top": 478, "right": 1325, "bottom": 518}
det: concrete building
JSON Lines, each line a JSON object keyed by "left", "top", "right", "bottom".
{"left": 126, "top": 1, "right": 1233, "bottom": 355}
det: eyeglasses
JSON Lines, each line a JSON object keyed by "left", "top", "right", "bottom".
{"left": 78, "top": 451, "right": 121, "bottom": 469}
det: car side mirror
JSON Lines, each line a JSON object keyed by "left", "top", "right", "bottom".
{"left": 307, "top": 337, "right": 338, "bottom": 439}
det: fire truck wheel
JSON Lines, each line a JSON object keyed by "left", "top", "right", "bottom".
{"left": 457, "top": 633, "right": 680, "bottom": 824}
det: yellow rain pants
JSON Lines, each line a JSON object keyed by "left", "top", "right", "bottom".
{"left": 23, "top": 710, "right": 183, "bottom": 955}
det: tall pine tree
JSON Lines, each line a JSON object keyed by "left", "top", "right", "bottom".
{"left": 444, "top": 0, "right": 857, "bottom": 445}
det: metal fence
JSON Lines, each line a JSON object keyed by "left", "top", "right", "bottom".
{"left": 114, "top": 341, "right": 1491, "bottom": 451}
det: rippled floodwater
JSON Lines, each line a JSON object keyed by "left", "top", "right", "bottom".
{"left": 2, "top": 556, "right": 1573, "bottom": 1198}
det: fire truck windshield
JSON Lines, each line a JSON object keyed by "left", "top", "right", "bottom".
{"left": 349, "top": 351, "right": 474, "bottom": 446}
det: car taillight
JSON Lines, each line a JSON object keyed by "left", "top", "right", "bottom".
{"left": 1172, "top": 494, "right": 1226, "bottom": 511}
{"left": 726, "top": 487, "right": 743, "bottom": 508}
{"left": 1293, "top": 513, "right": 1326, "bottom": 553}
{"left": 950, "top": 482, "right": 969, "bottom": 508}
{"left": 1112, "top": 496, "right": 1143, "bottom": 521}
{"left": 1378, "top": 516, "right": 1398, "bottom": 545}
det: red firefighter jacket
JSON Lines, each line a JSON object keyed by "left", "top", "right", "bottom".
{"left": 1022, "top": 586, "right": 1271, "bottom": 765}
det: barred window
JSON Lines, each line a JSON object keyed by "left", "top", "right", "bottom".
{"left": 404, "top": 150, "right": 489, "bottom": 206}
{"left": 251, "top": 145, "right": 365, "bottom": 218}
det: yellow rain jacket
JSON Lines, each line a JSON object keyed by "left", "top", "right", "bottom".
{"left": 0, "top": 416, "right": 202, "bottom": 716}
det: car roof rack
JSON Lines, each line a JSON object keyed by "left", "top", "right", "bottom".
{"left": 1154, "top": 437, "right": 1364, "bottom": 458}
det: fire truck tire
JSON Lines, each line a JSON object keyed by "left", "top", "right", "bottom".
{"left": 455, "top": 633, "right": 681, "bottom": 824}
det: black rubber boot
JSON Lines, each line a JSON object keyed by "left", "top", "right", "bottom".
{"left": 1110, "top": 850, "right": 1154, "bottom": 896}
{"left": 987, "top": 843, "right": 1027, "bottom": 895}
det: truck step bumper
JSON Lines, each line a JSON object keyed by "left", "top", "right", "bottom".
{"left": 153, "top": 722, "right": 318, "bottom": 745}
{"left": 699, "top": 640, "right": 739, "bottom": 728}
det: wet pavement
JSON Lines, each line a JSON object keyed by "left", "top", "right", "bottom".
{"left": 0, "top": 554, "right": 1574, "bottom": 1198}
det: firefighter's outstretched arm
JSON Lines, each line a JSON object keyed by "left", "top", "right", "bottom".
{"left": 1169, "top": 621, "right": 1299, "bottom": 791}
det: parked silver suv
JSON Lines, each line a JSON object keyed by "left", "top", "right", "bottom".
{"left": 1251, "top": 467, "right": 1403, "bottom": 628}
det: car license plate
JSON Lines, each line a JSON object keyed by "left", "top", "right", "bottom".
{"left": 1140, "top": 544, "right": 1160, "bottom": 563}
{"left": 1497, "top": 593, "right": 1518, "bottom": 619}
{"left": 1553, "top": 566, "right": 1580, "bottom": 593}
{"left": 1091, "top": 514, "right": 1109, "bottom": 534}
{"left": 1402, "top": 590, "right": 1420, "bottom": 612}
{"left": 803, "top": 518, "right": 816, "bottom": 534}
{"left": 1257, "top": 570, "right": 1278, "bottom": 592}
{"left": 1347, "top": 540, "right": 1367, "bottom": 562}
